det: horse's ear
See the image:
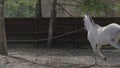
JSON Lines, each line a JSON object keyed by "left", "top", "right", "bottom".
{"left": 86, "top": 13, "right": 89, "bottom": 15}
{"left": 85, "top": 12, "right": 90, "bottom": 15}
{"left": 84, "top": 12, "right": 90, "bottom": 17}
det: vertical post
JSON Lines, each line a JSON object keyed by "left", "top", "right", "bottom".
{"left": 48, "top": 0, "right": 57, "bottom": 48}
{"left": 35, "top": 0, "right": 42, "bottom": 18}
{"left": 35, "top": 0, "right": 42, "bottom": 48}
{"left": 0, "top": 0, "right": 8, "bottom": 55}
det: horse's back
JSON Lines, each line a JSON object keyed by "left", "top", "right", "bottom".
{"left": 106, "top": 23, "right": 120, "bottom": 28}
{"left": 104, "top": 23, "right": 120, "bottom": 39}
{"left": 104, "top": 23, "right": 120, "bottom": 31}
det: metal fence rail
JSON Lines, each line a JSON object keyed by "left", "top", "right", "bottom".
{"left": 5, "top": 17, "right": 120, "bottom": 48}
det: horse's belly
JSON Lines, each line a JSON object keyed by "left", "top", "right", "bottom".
{"left": 95, "top": 35, "right": 108, "bottom": 45}
{"left": 100, "top": 40, "right": 108, "bottom": 45}
{"left": 96, "top": 39, "right": 108, "bottom": 45}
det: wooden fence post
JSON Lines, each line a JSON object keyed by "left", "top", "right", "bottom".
{"left": 0, "top": 0, "right": 8, "bottom": 55}
{"left": 48, "top": 0, "right": 57, "bottom": 48}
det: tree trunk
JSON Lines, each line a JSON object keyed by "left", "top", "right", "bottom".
{"left": 48, "top": 0, "right": 57, "bottom": 48}
{"left": 0, "top": 0, "right": 8, "bottom": 55}
{"left": 35, "top": 0, "right": 42, "bottom": 18}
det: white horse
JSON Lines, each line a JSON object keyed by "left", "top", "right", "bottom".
{"left": 83, "top": 14, "right": 120, "bottom": 64}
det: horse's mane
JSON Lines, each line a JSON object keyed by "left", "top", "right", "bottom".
{"left": 88, "top": 15, "right": 101, "bottom": 28}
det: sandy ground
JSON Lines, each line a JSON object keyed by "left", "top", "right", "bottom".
{"left": 0, "top": 48, "right": 120, "bottom": 68}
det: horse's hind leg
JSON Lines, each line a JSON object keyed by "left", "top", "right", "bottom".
{"left": 110, "top": 42, "right": 120, "bottom": 50}
{"left": 108, "top": 33, "right": 120, "bottom": 50}
{"left": 109, "top": 38, "right": 120, "bottom": 50}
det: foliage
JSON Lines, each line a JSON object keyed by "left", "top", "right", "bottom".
{"left": 79, "top": 0, "right": 109, "bottom": 16}
{"left": 4, "top": 0, "right": 120, "bottom": 17}
{"left": 5, "top": 0, "right": 37, "bottom": 17}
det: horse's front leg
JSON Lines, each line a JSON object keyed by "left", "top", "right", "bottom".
{"left": 97, "top": 44, "right": 106, "bottom": 61}
{"left": 90, "top": 42, "right": 98, "bottom": 65}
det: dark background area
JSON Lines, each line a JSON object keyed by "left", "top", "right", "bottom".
{"left": 5, "top": 17, "right": 120, "bottom": 48}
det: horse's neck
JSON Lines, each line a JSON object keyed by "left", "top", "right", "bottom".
{"left": 87, "top": 23, "right": 101, "bottom": 31}
{"left": 85, "top": 17, "right": 101, "bottom": 31}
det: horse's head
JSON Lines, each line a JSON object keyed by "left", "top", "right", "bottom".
{"left": 83, "top": 14, "right": 91, "bottom": 31}
{"left": 83, "top": 13, "right": 92, "bottom": 24}
{"left": 83, "top": 14, "right": 100, "bottom": 31}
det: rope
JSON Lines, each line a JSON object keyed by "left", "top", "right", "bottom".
{"left": 7, "top": 27, "right": 84, "bottom": 42}
{"left": 37, "top": 27, "right": 84, "bottom": 42}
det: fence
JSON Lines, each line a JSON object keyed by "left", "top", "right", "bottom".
{"left": 5, "top": 17, "right": 120, "bottom": 48}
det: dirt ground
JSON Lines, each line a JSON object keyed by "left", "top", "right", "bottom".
{"left": 0, "top": 48, "right": 120, "bottom": 68}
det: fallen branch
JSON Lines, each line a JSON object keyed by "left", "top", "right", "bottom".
{"left": 57, "top": 4, "right": 74, "bottom": 17}
{"left": 72, "top": 0, "right": 82, "bottom": 4}
{"left": 57, "top": 3, "right": 81, "bottom": 6}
